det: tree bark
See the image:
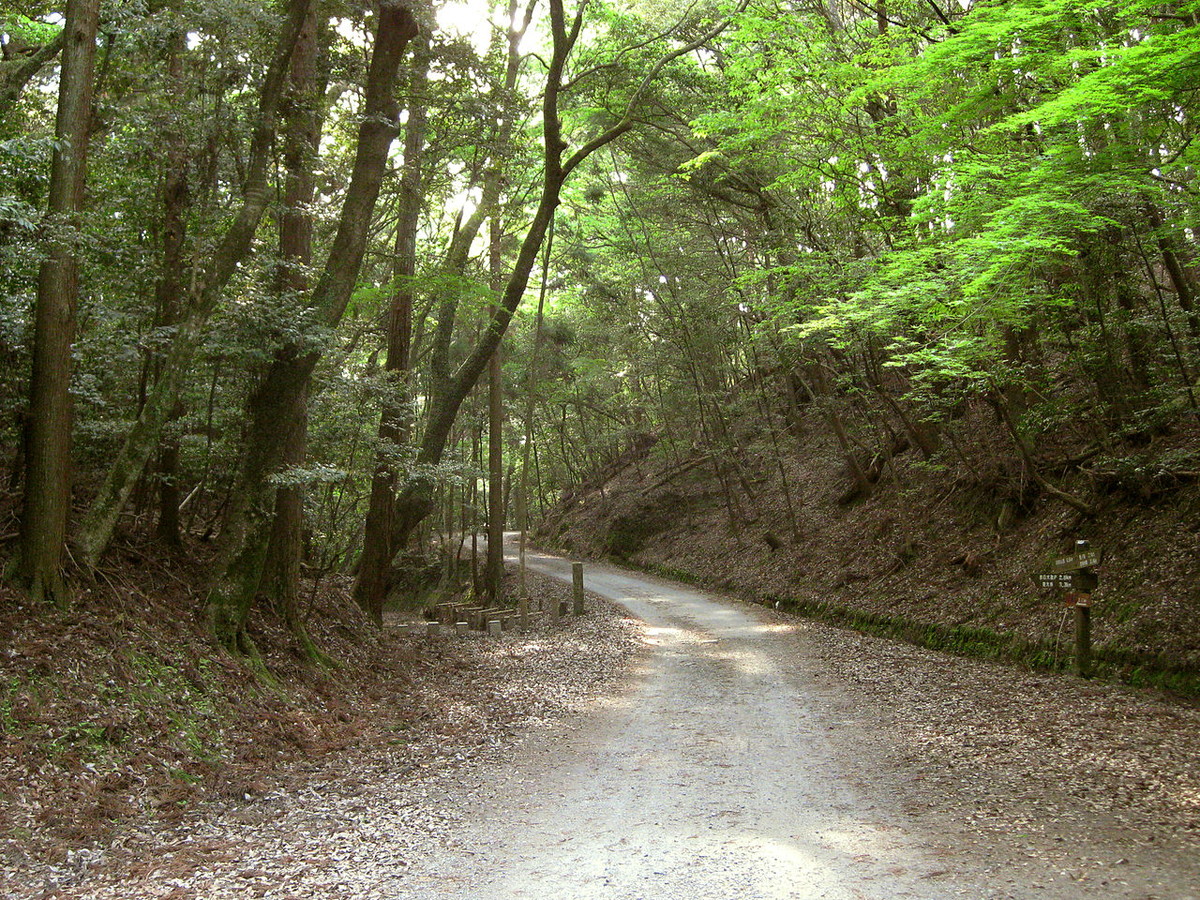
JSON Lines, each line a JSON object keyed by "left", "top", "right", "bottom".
{"left": 353, "top": 35, "right": 430, "bottom": 624}
{"left": 12, "top": 0, "right": 99, "bottom": 606}
{"left": 484, "top": 343, "right": 505, "bottom": 602}
{"left": 261, "top": 3, "right": 326, "bottom": 658}
{"left": 207, "top": 1, "right": 418, "bottom": 651}
{"left": 152, "top": 29, "right": 191, "bottom": 550}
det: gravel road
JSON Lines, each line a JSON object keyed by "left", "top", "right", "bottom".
{"left": 402, "top": 548, "right": 955, "bottom": 899}
{"left": 398, "top": 545, "right": 1199, "bottom": 900}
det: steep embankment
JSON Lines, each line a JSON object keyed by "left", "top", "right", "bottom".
{"left": 540, "top": 402, "right": 1200, "bottom": 693}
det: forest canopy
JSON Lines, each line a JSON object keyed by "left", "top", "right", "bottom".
{"left": 1, "top": 0, "right": 1197, "bottom": 651}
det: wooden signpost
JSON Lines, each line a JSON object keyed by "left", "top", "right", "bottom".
{"left": 1033, "top": 540, "right": 1102, "bottom": 678}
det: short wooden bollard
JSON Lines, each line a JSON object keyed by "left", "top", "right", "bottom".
{"left": 572, "top": 562, "right": 585, "bottom": 616}
{"left": 549, "top": 587, "right": 561, "bottom": 624}
{"left": 518, "top": 596, "right": 530, "bottom": 633}
{"left": 425, "top": 621, "right": 440, "bottom": 637}
{"left": 454, "top": 621, "right": 469, "bottom": 636}
{"left": 1075, "top": 598, "right": 1092, "bottom": 678}
{"left": 487, "top": 619, "right": 502, "bottom": 636}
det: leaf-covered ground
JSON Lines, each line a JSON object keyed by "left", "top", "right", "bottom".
{"left": 0, "top": 551, "right": 638, "bottom": 898}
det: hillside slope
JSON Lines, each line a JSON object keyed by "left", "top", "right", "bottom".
{"left": 539, "top": 400, "right": 1200, "bottom": 692}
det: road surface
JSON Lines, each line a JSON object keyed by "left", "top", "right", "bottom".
{"left": 400, "top": 542, "right": 1029, "bottom": 899}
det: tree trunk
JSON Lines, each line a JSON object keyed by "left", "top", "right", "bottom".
{"left": 353, "top": 35, "right": 430, "bottom": 624}
{"left": 153, "top": 29, "right": 191, "bottom": 551}
{"left": 484, "top": 344, "right": 505, "bottom": 602}
{"left": 518, "top": 218, "right": 553, "bottom": 597}
{"left": 207, "top": 1, "right": 418, "bottom": 651}
{"left": 355, "top": 0, "right": 533, "bottom": 619}
{"left": 261, "top": 4, "right": 326, "bottom": 659}
{"left": 12, "top": 0, "right": 99, "bottom": 607}
{"left": 1146, "top": 204, "right": 1200, "bottom": 345}
{"left": 73, "top": 0, "right": 312, "bottom": 568}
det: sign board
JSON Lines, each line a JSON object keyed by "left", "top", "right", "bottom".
{"left": 1050, "top": 548, "right": 1102, "bottom": 574}
{"left": 1034, "top": 571, "right": 1099, "bottom": 592}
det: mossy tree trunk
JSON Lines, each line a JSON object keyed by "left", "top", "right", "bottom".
{"left": 261, "top": 4, "right": 329, "bottom": 661}
{"left": 12, "top": 0, "right": 99, "bottom": 607}
{"left": 353, "top": 36, "right": 430, "bottom": 625}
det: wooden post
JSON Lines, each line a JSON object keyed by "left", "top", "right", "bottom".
{"left": 1075, "top": 597, "right": 1092, "bottom": 678}
{"left": 518, "top": 595, "right": 529, "bottom": 633}
{"left": 549, "top": 585, "right": 560, "bottom": 624}
{"left": 1035, "top": 539, "right": 1101, "bottom": 679}
{"left": 572, "top": 562, "right": 584, "bottom": 616}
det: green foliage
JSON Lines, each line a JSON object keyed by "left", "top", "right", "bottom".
{"left": 0, "top": 15, "right": 62, "bottom": 46}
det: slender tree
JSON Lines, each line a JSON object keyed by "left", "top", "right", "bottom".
{"left": 11, "top": 0, "right": 100, "bottom": 606}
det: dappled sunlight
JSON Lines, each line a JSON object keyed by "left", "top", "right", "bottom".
{"left": 638, "top": 624, "right": 684, "bottom": 646}
{"left": 709, "top": 647, "right": 774, "bottom": 677}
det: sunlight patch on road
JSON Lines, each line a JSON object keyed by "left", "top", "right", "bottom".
{"left": 755, "top": 622, "right": 799, "bottom": 635}
{"left": 709, "top": 648, "right": 773, "bottom": 677}
{"left": 639, "top": 625, "right": 683, "bottom": 646}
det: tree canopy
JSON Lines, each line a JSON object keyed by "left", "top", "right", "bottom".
{"left": 1, "top": 0, "right": 1197, "bottom": 654}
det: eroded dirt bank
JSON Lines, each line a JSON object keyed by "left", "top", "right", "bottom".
{"left": 540, "top": 418, "right": 1200, "bottom": 691}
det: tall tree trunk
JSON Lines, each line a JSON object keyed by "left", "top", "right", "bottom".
{"left": 153, "top": 29, "right": 191, "bottom": 551}
{"left": 484, "top": 344, "right": 505, "bottom": 602}
{"left": 517, "top": 218, "right": 554, "bottom": 597}
{"left": 482, "top": 164, "right": 509, "bottom": 603}
{"left": 261, "top": 4, "right": 326, "bottom": 657}
{"left": 12, "top": 0, "right": 99, "bottom": 606}
{"left": 353, "top": 35, "right": 430, "bottom": 624}
{"left": 73, "top": 0, "right": 312, "bottom": 568}
{"left": 207, "top": 1, "right": 418, "bottom": 651}
{"left": 355, "top": 0, "right": 535, "bottom": 620}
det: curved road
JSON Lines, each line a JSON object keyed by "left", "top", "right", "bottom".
{"left": 405, "top": 543, "right": 987, "bottom": 899}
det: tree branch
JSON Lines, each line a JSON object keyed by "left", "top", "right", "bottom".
{"left": 563, "top": 0, "right": 748, "bottom": 177}
{"left": 0, "top": 31, "right": 64, "bottom": 115}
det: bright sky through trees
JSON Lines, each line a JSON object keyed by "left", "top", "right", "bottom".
{"left": 438, "top": 0, "right": 493, "bottom": 54}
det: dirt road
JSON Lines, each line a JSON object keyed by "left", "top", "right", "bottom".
{"left": 398, "top": 545, "right": 1199, "bottom": 900}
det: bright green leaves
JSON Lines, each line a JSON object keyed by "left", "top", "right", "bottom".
{"left": 676, "top": 0, "right": 1200, "bottom": 421}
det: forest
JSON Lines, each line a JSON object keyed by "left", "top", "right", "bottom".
{"left": 3, "top": 0, "right": 1200, "bottom": 693}
{"left": 4, "top": 0, "right": 1200, "bottom": 892}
